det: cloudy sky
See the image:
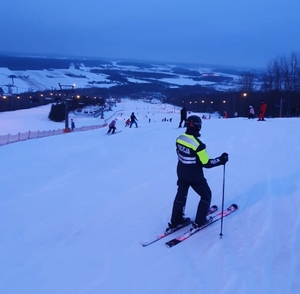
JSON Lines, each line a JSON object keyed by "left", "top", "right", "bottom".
{"left": 1, "top": 0, "right": 299, "bottom": 68}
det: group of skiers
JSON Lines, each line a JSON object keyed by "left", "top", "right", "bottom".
{"left": 248, "top": 101, "right": 267, "bottom": 120}
{"left": 107, "top": 103, "right": 268, "bottom": 234}
{"left": 107, "top": 103, "right": 267, "bottom": 232}
{"left": 225, "top": 101, "right": 267, "bottom": 120}
{"left": 109, "top": 100, "right": 268, "bottom": 135}
{"left": 107, "top": 112, "right": 138, "bottom": 134}
{"left": 109, "top": 106, "right": 229, "bottom": 232}
{"left": 179, "top": 102, "right": 268, "bottom": 124}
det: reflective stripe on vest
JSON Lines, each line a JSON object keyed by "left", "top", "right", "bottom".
{"left": 177, "top": 134, "right": 199, "bottom": 150}
{"left": 178, "top": 152, "right": 196, "bottom": 164}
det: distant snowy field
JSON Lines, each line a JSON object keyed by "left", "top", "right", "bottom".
{"left": 0, "top": 60, "right": 242, "bottom": 94}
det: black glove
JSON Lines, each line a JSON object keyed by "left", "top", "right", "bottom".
{"left": 219, "top": 152, "right": 229, "bottom": 165}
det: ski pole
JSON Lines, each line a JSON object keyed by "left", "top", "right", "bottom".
{"left": 219, "top": 164, "right": 226, "bottom": 238}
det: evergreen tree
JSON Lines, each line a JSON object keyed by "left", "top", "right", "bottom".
{"left": 48, "top": 102, "right": 65, "bottom": 122}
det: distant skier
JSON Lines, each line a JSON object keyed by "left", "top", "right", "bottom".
{"left": 223, "top": 111, "right": 228, "bottom": 118}
{"left": 107, "top": 118, "right": 118, "bottom": 134}
{"left": 248, "top": 106, "right": 255, "bottom": 119}
{"left": 125, "top": 118, "right": 130, "bottom": 127}
{"left": 178, "top": 106, "right": 187, "bottom": 128}
{"left": 71, "top": 119, "right": 75, "bottom": 131}
{"left": 258, "top": 102, "right": 267, "bottom": 121}
{"left": 129, "top": 112, "right": 138, "bottom": 128}
{"left": 167, "top": 115, "right": 228, "bottom": 232}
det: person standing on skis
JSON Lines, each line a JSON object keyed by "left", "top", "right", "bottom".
{"left": 258, "top": 101, "right": 267, "bottom": 121}
{"left": 248, "top": 106, "right": 255, "bottom": 119}
{"left": 167, "top": 115, "right": 228, "bottom": 231}
{"left": 107, "top": 118, "right": 118, "bottom": 134}
{"left": 178, "top": 106, "right": 187, "bottom": 128}
{"left": 129, "top": 112, "right": 138, "bottom": 128}
{"left": 71, "top": 119, "right": 75, "bottom": 131}
{"left": 125, "top": 118, "right": 130, "bottom": 127}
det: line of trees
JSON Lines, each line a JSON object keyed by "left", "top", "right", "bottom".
{"left": 236, "top": 52, "right": 300, "bottom": 117}
{"left": 239, "top": 52, "right": 300, "bottom": 94}
{"left": 262, "top": 52, "right": 300, "bottom": 92}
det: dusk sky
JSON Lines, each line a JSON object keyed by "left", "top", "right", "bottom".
{"left": 1, "top": 0, "right": 299, "bottom": 68}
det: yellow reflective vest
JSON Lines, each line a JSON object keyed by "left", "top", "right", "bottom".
{"left": 176, "top": 133, "right": 220, "bottom": 182}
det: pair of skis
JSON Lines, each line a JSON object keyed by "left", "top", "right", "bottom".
{"left": 107, "top": 130, "right": 122, "bottom": 135}
{"left": 141, "top": 204, "right": 238, "bottom": 248}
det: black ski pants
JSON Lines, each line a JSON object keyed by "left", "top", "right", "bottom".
{"left": 178, "top": 118, "right": 186, "bottom": 128}
{"left": 171, "top": 178, "right": 212, "bottom": 226}
{"left": 107, "top": 126, "right": 116, "bottom": 134}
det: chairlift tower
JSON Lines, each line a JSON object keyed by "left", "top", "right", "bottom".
{"left": 58, "top": 83, "right": 75, "bottom": 131}
{"left": 0, "top": 74, "right": 18, "bottom": 95}
{"left": 278, "top": 97, "right": 286, "bottom": 118}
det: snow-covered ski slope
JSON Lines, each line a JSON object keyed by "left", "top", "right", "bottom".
{"left": 1, "top": 99, "right": 300, "bottom": 294}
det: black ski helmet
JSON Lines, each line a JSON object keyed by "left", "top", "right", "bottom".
{"left": 186, "top": 115, "right": 202, "bottom": 131}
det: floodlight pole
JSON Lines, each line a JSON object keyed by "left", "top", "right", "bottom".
{"left": 58, "top": 83, "right": 75, "bottom": 131}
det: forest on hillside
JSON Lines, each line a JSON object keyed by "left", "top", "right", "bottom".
{"left": 0, "top": 52, "right": 299, "bottom": 117}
